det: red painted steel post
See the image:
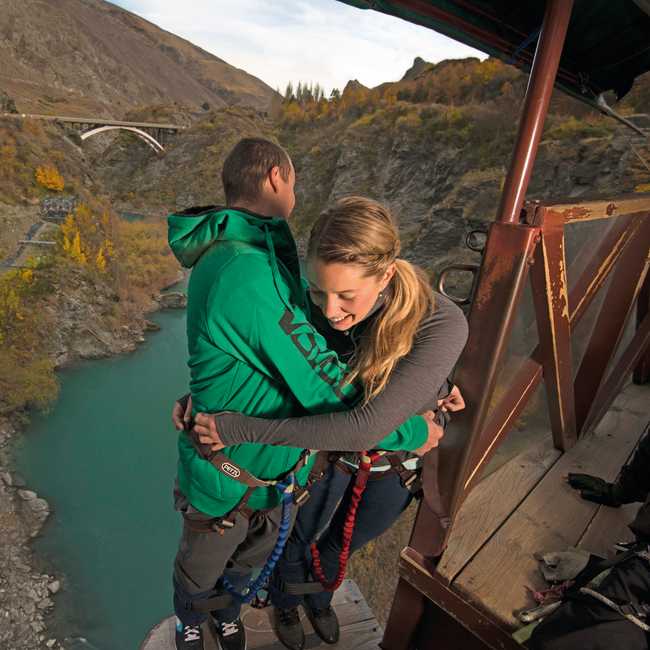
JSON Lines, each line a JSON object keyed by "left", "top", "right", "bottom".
{"left": 496, "top": 0, "right": 574, "bottom": 225}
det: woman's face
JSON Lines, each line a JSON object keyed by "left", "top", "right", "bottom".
{"left": 306, "top": 257, "right": 395, "bottom": 331}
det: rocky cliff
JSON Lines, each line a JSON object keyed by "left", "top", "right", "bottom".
{"left": 94, "top": 59, "right": 650, "bottom": 282}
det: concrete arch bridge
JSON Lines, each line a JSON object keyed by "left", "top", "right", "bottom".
{"left": 3, "top": 112, "right": 184, "bottom": 152}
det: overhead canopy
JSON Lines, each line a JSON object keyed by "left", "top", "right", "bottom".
{"left": 337, "top": 0, "right": 650, "bottom": 104}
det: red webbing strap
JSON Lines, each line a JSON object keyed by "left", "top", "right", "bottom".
{"left": 310, "top": 451, "right": 383, "bottom": 591}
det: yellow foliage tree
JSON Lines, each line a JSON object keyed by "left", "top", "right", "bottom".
{"left": 35, "top": 164, "right": 65, "bottom": 191}
{"left": 70, "top": 231, "right": 87, "bottom": 265}
{"left": 95, "top": 246, "right": 107, "bottom": 273}
{"left": 59, "top": 204, "right": 114, "bottom": 270}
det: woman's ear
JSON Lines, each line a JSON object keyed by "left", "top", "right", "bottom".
{"left": 381, "top": 262, "right": 397, "bottom": 290}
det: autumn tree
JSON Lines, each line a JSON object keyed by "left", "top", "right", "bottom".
{"left": 59, "top": 203, "right": 115, "bottom": 273}
{"left": 35, "top": 164, "right": 64, "bottom": 191}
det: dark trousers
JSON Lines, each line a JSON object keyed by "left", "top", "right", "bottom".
{"left": 528, "top": 556, "right": 650, "bottom": 650}
{"left": 270, "top": 463, "right": 414, "bottom": 610}
{"left": 173, "top": 489, "right": 292, "bottom": 626}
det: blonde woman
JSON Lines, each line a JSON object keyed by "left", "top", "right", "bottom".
{"left": 183, "top": 197, "right": 468, "bottom": 650}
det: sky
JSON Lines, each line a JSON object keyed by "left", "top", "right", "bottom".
{"left": 112, "top": 0, "right": 484, "bottom": 95}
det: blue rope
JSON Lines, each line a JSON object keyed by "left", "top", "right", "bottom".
{"left": 222, "top": 475, "right": 295, "bottom": 604}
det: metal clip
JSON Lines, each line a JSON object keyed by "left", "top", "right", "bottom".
{"left": 465, "top": 229, "right": 488, "bottom": 253}
{"left": 437, "top": 264, "right": 480, "bottom": 306}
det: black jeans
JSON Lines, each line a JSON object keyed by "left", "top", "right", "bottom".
{"left": 270, "top": 462, "right": 415, "bottom": 610}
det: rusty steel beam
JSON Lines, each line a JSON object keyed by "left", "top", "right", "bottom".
{"left": 575, "top": 217, "right": 650, "bottom": 431}
{"left": 583, "top": 312, "right": 650, "bottom": 436}
{"left": 432, "top": 222, "right": 539, "bottom": 553}
{"left": 496, "top": 0, "right": 574, "bottom": 225}
{"left": 634, "top": 272, "right": 650, "bottom": 384}
{"left": 460, "top": 214, "right": 643, "bottom": 495}
{"left": 543, "top": 195, "right": 650, "bottom": 224}
{"left": 530, "top": 208, "right": 577, "bottom": 450}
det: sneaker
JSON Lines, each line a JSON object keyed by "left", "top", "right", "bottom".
{"left": 304, "top": 604, "right": 339, "bottom": 644}
{"left": 273, "top": 606, "right": 305, "bottom": 650}
{"left": 214, "top": 617, "right": 247, "bottom": 650}
{"left": 175, "top": 617, "right": 204, "bottom": 650}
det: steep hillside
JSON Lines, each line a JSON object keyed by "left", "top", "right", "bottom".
{"left": 96, "top": 58, "right": 650, "bottom": 276}
{"left": 0, "top": 0, "right": 277, "bottom": 117}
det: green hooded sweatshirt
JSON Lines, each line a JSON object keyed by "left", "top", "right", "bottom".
{"left": 168, "top": 206, "right": 428, "bottom": 517}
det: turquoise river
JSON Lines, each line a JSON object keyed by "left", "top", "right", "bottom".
{"left": 13, "top": 305, "right": 189, "bottom": 649}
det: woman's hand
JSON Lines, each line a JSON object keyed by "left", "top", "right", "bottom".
{"left": 438, "top": 384, "right": 465, "bottom": 413}
{"left": 413, "top": 410, "right": 445, "bottom": 456}
{"left": 192, "top": 413, "right": 226, "bottom": 451}
{"left": 172, "top": 394, "right": 193, "bottom": 431}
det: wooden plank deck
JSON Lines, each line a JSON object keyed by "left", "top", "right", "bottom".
{"left": 438, "top": 381, "right": 649, "bottom": 630}
{"left": 140, "top": 580, "right": 382, "bottom": 650}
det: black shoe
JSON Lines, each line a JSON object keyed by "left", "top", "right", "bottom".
{"left": 304, "top": 604, "right": 340, "bottom": 644}
{"left": 273, "top": 606, "right": 305, "bottom": 650}
{"left": 214, "top": 617, "right": 247, "bottom": 650}
{"left": 175, "top": 618, "right": 205, "bottom": 650}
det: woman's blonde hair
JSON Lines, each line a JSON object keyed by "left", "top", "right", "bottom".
{"left": 307, "top": 196, "right": 435, "bottom": 403}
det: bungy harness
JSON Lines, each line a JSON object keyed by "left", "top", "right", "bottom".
{"left": 182, "top": 432, "right": 332, "bottom": 610}
{"left": 184, "top": 431, "right": 423, "bottom": 604}
{"left": 285, "top": 449, "right": 423, "bottom": 596}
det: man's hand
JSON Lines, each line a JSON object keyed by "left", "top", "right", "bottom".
{"left": 413, "top": 410, "right": 445, "bottom": 457}
{"left": 438, "top": 384, "right": 465, "bottom": 413}
{"left": 567, "top": 473, "right": 622, "bottom": 507}
{"left": 192, "top": 413, "right": 226, "bottom": 452}
{"left": 172, "top": 394, "right": 193, "bottom": 431}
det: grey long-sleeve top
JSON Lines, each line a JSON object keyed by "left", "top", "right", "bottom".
{"left": 214, "top": 293, "right": 469, "bottom": 452}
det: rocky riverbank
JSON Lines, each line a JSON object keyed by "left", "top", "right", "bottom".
{"left": 0, "top": 279, "right": 186, "bottom": 650}
{"left": 0, "top": 417, "right": 60, "bottom": 650}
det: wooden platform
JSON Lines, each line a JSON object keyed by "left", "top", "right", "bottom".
{"left": 140, "top": 580, "right": 382, "bottom": 650}
{"left": 437, "top": 381, "right": 649, "bottom": 630}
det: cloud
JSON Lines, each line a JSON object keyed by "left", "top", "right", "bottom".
{"left": 112, "top": 0, "right": 484, "bottom": 94}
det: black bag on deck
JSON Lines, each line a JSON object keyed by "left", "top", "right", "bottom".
{"left": 527, "top": 554, "right": 650, "bottom": 650}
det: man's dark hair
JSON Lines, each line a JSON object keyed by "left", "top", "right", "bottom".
{"left": 222, "top": 138, "right": 292, "bottom": 206}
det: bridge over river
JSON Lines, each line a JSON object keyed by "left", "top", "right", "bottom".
{"left": 1, "top": 111, "right": 185, "bottom": 152}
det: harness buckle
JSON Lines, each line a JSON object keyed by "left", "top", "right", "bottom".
{"left": 212, "top": 518, "right": 234, "bottom": 532}
{"left": 293, "top": 488, "right": 310, "bottom": 507}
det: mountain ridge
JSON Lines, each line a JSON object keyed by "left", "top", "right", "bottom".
{"left": 0, "top": 0, "right": 278, "bottom": 117}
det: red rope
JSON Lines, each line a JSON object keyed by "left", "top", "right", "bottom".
{"left": 310, "top": 451, "right": 383, "bottom": 592}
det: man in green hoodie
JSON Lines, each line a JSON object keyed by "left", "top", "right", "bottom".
{"left": 167, "top": 138, "right": 436, "bottom": 650}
